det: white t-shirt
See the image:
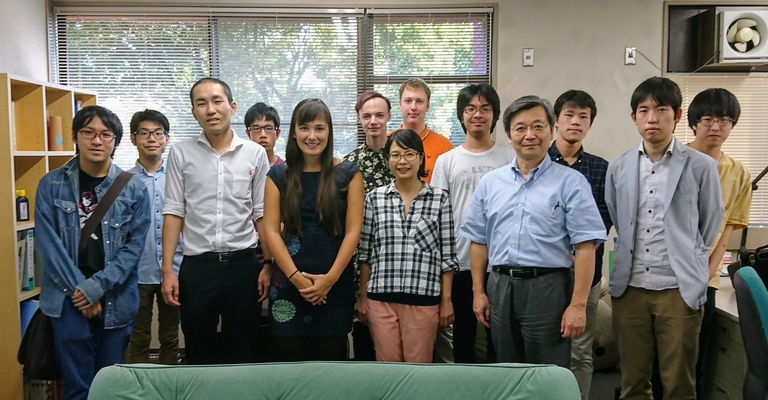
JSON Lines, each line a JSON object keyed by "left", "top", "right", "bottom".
{"left": 431, "top": 142, "right": 516, "bottom": 271}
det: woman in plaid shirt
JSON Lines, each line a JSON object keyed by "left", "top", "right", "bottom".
{"left": 357, "top": 129, "right": 459, "bottom": 363}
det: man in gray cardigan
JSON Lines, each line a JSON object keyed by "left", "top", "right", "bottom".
{"left": 606, "top": 77, "right": 723, "bottom": 400}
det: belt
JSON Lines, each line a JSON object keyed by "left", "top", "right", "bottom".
{"left": 492, "top": 265, "right": 565, "bottom": 280}
{"left": 190, "top": 248, "right": 255, "bottom": 263}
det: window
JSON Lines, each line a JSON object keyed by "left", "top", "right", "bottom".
{"left": 52, "top": 7, "right": 493, "bottom": 169}
{"left": 670, "top": 74, "right": 767, "bottom": 226}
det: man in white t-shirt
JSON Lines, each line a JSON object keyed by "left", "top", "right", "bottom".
{"left": 431, "top": 83, "right": 515, "bottom": 363}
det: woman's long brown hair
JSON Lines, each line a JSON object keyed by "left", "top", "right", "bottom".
{"left": 281, "top": 98, "right": 342, "bottom": 237}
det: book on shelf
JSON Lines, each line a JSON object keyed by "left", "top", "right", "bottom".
{"left": 17, "top": 237, "right": 26, "bottom": 290}
{"left": 18, "top": 229, "right": 35, "bottom": 291}
{"left": 29, "top": 379, "right": 62, "bottom": 400}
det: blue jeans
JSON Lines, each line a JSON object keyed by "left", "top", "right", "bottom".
{"left": 50, "top": 299, "right": 132, "bottom": 400}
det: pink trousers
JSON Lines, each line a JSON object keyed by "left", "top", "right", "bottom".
{"left": 366, "top": 299, "right": 439, "bottom": 363}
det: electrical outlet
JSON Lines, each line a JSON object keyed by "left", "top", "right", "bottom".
{"left": 625, "top": 47, "right": 637, "bottom": 66}
{"left": 523, "top": 48, "right": 534, "bottom": 67}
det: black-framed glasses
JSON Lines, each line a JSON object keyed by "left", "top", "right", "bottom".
{"left": 389, "top": 151, "right": 421, "bottom": 161}
{"left": 512, "top": 123, "right": 549, "bottom": 135}
{"left": 698, "top": 117, "right": 734, "bottom": 127}
{"left": 248, "top": 125, "right": 276, "bottom": 134}
{"left": 78, "top": 129, "right": 115, "bottom": 142}
{"left": 133, "top": 129, "right": 168, "bottom": 139}
{"left": 464, "top": 105, "right": 493, "bottom": 115}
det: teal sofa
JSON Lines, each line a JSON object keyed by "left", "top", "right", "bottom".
{"left": 88, "top": 362, "right": 580, "bottom": 399}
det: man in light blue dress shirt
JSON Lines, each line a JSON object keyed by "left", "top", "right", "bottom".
{"left": 126, "top": 109, "right": 183, "bottom": 365}
{"left": 459, "top": 96, "right": 606, "bottom": 367}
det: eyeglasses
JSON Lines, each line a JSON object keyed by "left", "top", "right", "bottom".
{"left": 78, "top": 129, "right": 115, "bottom": 142}
{"left": 512, "top": 123, "right": 550, "bottom": 135}
{"left": 248, "top": 125, "right": 277, "bottom": 134}
{"left": 464, "top": 105, "right": 493, "bottom": 115}
{"left": 134, "top": 129, "right": 168, "bottom": 139}
{"left": 389, "top": 151, "right": 421, "bottom": 161}
{"left": 698, "top": 117, "right": 734, "bottom": 127}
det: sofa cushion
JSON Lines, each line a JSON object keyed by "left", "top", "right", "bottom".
{"left": 89, "top": 362, "right": 580, "bottom": 399}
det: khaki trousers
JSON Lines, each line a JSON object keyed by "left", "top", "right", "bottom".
{"left": 127, "top": 284, "right": 180, "bottom": 365}
{"left": 612, "top": 287, "right": 703, "bottom": 400}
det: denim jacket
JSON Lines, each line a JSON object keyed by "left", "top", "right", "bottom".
{"left": 36, "top": 156, "right": 150, "bottom": 328}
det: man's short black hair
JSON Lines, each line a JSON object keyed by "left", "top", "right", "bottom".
{"left": 72, "top": 105, "right": 123, "bottom": 157}
{"left": 456, "top": 83, "right": 501, "bottom": 134}
{"left": 554, "top": 90, "right": 597, "bottom": 125}
{"left": 189, "top": 77, "right": 233, "bottom": 106}
{"left": 130, "top": 109, "right": 170, "bottom": 134}
{"left": 244, "top": 102, "right": 280, "bottom": 129}
{"left": 687, "top": 88, "right": 741, "bottom": 133}
{"left": 630, "top": 77, "right": 682, "bottom": 114}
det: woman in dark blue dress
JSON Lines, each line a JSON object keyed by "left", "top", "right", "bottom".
{"left": 263, "top": 98, "right": 364, "bottom": 361}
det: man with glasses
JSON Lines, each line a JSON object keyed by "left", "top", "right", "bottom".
{"left": 606, "top": 77, "right": 723, "bottom": 399}
{"left": 459, "top": 95, "right": 606, "bottom": 367}
{"left": 431, "top": 83, "right": 514, "bottom": 363}
{"left": 245, "top": 102, "right": 284, "bottom": 167}
{"left": 126, "top": 109, "right": 184, "bottom": 365}
{"left": 686, "top": 88, "right": 751, "bottom": 399}
{"left": 35, "top": 105, "right": 150, "bottom": 400}
{"left": 548, "top": 90, "right": 611, "bottom": 400}
{"left": 162, "top": 78, "right": 271, "bottom": 364}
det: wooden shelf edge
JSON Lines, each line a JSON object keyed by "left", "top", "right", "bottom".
{"left": 18, "top": 287, "right": 41, "bottom": 302}
{"left": 13, "top": 151, "right": 46, "bottom": 157}
{"left": 47, "top": 151, "right": 76, "bottom": 157}
{"left": 15, "top": 221, "right": 34, "bottom": 232}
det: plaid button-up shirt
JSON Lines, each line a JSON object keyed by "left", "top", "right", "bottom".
{"left": 548, "top": 142, "right": 612, "bottom": 287}
{"left": 359, "top": 182, "right": 459, "bottom": 297}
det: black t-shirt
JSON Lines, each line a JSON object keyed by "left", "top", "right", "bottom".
{"left": 78, "top": 170, "right": 106, "bottom": 279}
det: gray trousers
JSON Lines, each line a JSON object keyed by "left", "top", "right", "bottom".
{"left": 487, "top": 268, "right": 572, "bottom": 367}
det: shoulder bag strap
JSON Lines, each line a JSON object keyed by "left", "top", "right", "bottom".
{"left": 78, "top": 171, "right": 133, "bottom": 253}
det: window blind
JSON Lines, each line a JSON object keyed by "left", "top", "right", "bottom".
{"left": 362, "top": 10, "right": 493, "bottom": 146}
{"left": 670, "top": 74, "right": 768, "bottom": 226}
{"left": 52, "top": 7, "right": 493, "bottom": 167}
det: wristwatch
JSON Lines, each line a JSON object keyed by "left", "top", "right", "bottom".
{"left": 263, "top": 258, "right": 275, "bottom": 265}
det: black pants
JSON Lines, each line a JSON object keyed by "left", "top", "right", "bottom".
{"left": 452, "top": 270, "right": 495, "bottom": 363}
{"left": 178, "top": 250, "right": 262, "bottom": 365}
{"left": 352, "top": 321, "right": 376, "bottom": 361}
{"left": 273, "top": 336, "right": 348, "bottom": 361}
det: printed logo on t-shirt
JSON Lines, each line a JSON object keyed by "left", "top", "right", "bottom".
{"left": 79, "top": 190, "right": 99, "bottom": 240}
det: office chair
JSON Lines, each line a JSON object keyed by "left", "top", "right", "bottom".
{"left": 734, "top": 266, "right": 768, "bottom": 400}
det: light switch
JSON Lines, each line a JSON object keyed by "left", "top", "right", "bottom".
{"left": 523, "top": 48, "right": 534, "bottom": 67}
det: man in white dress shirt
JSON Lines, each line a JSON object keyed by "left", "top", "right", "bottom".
{"left": 161, "top": 77, "right": 271, "bottom": 364}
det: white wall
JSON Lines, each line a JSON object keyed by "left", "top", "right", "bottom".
{"left": 0, "top": 0, "right": 48, "bottom": 80}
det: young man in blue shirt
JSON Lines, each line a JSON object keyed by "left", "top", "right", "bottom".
{"left": 35, "top": 105, "right": 150, "bottom": 400}
{"left": 126, "top": 109, "right": 183, "bottom": 365}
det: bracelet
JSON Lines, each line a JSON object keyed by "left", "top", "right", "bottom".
{"left": 288, "top": 270, "right": 300, "bottom": 280}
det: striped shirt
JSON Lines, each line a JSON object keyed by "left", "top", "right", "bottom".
{"left": 359, "top": 182, "right": 459, "bottom": 298}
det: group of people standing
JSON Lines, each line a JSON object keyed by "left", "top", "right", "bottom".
{"left": 35, "top": 74, "right": 750, "bottom": 400}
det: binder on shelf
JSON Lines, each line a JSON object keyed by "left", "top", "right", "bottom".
{"left": 20, "top": 229, "right": 35, "bottom": 291}
{"left": 20, "top": 299, "right": 39, "bottom": 337}
{"left": 17, "top": 237, "right": 26, "bottom": 289}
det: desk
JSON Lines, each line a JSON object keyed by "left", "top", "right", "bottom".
{"left": 705, "top": 277, "right": 747, "bottom": 400}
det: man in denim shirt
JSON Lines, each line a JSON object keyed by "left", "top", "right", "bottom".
{"left": 35, "top": 105, "right": 150, "bottom": 400}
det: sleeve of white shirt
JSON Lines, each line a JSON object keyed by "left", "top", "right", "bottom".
{"left": 251, "top": 148, "right": 270, "bottom": 220}
{"left": 163, "top": 144, "right": 186, "bottom": 217}
{"left": 431, "top": 154, "right": 450, "bottom": 192}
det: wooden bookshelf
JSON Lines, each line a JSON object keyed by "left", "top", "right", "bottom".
{"left": 0, "top": 73, "right": 96, "bottom": 400}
